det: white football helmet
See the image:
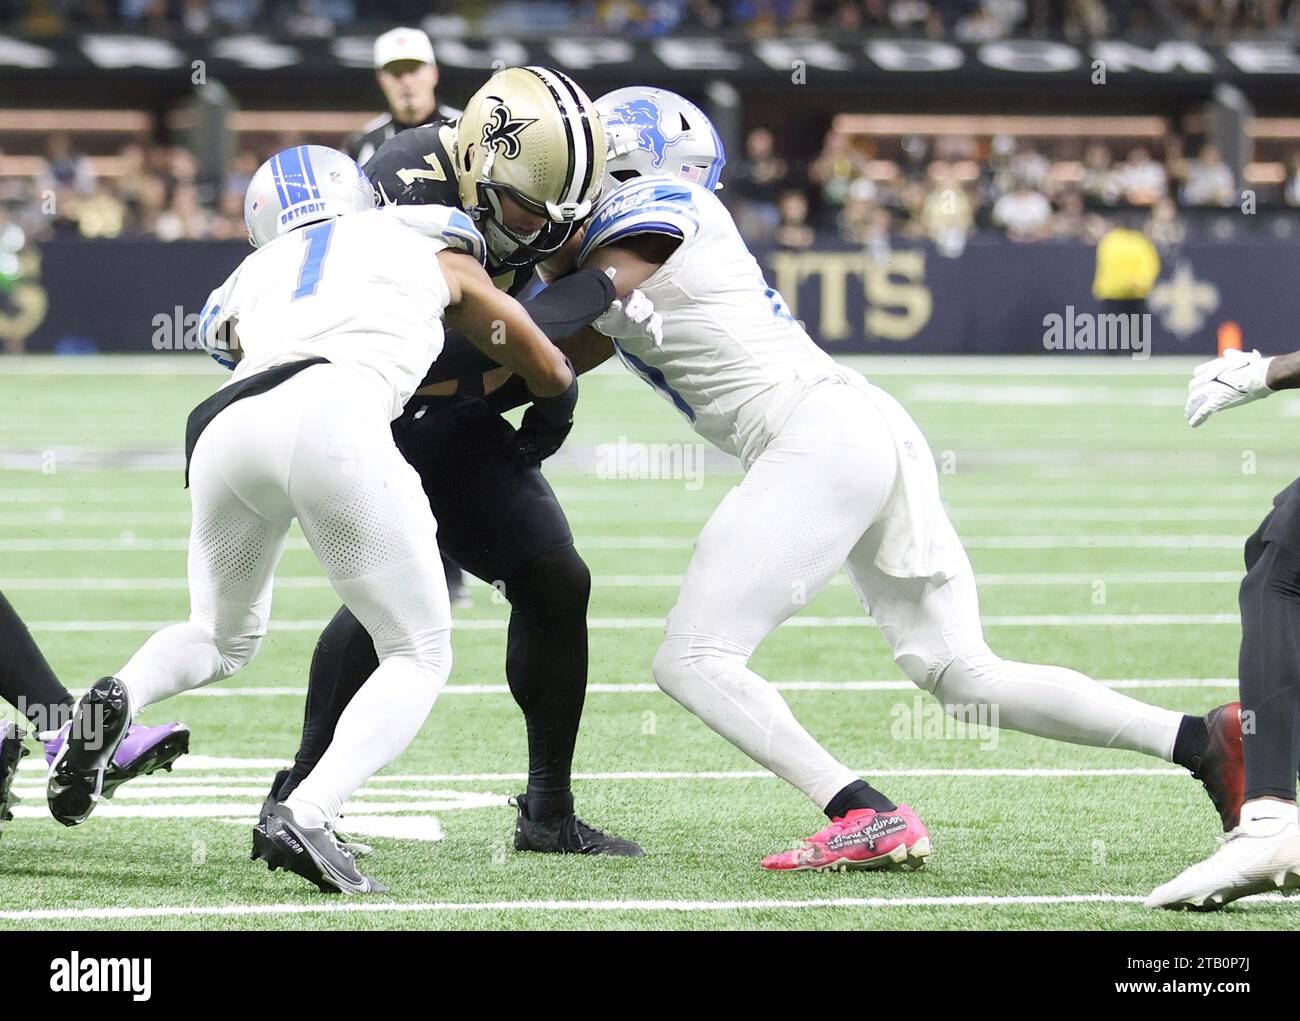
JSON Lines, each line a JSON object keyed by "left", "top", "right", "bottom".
{"left": 597, "top": 87, "right": 726, "bottom": 192}
{"left": 244, "top": 145, "right": 374, "bottom": 248}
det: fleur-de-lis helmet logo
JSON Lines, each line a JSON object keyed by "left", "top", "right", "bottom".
{"left": 481, "top": 102, "right": 537, "bottom": 160}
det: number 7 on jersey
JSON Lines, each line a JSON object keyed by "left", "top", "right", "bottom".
{"left": 292, "top": 221, "right": 335, "bottom": 300}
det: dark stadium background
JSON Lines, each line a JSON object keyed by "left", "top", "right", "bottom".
{"left": 1, "top": 1, "right": 1298, "bottom": 356}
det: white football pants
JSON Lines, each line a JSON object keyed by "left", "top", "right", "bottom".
{"left": 652, "top": 378, "right": 1183, "bottom": 810}
{"left": 117, "top": 363, "right": 451, "bottom": 824}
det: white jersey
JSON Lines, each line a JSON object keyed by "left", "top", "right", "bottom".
{"left": 199, "top": 204, "right": 485, "bottom": 419}
{"left": 579, "top": 176, "right": 839, "bottom": 466}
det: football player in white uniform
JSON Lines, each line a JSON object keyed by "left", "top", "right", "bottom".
{"left": 552, "top": 88, "right": 1244, "bottom": 872}
{"left": 47, "top": 146, "right": 577, "bottom": 893}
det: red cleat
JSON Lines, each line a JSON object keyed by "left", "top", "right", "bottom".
{"left": 761, "top": 804, "right": 931, "bottom": 873}
{"left": 1192, "top": 702, "right": 1245, "bottom": 832}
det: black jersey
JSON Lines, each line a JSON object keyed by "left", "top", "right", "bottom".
{"left": 365, "top": 121, "right": 615, "bottom": 392}
{"left": 345, "top": 105, "right": 461, "bottom": 167}
{"left": 364, "top": 122, "right": 533, "bottom": 297}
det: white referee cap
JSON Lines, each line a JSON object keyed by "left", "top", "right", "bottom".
{"left": 374, "top": 27, "right": 435, "bottom": 69}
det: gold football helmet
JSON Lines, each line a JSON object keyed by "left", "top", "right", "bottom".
{"left": 454, "top": 66, "right": 606, "bottom": 266}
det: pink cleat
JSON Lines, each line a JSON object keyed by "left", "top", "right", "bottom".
{"left": 761, "top": 804, "right": 932, "bottom": 873}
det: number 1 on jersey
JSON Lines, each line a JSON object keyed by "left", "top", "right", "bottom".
{"left": 292, "top": 221, "right": 335, "bottom": 300}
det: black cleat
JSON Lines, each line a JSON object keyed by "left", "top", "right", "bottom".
{"left": 512, "top": 794, "right": 645, "bottom": 856}
{"left": 46, "top": 677, "right": 132, "bottom": 827}
{"left": 250, "top": 768, "right": 292, "bottom": 863}
{"left": 0, "top": 720, "right": 29, "bottom": 836}
{"left": 255, "top": 803, "right": 386, "bottom": 894}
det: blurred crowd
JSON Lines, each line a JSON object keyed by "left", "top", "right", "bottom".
{"left": 6, "top": 128, "right": 1300, "bottom": 255}
{"left": 4, "top": 0, "right": 1297, "bottom": 40}
{"left": 0, "top": 136, "right": 261, "bottom": 244}
{"left": 729, "top": 127, "right": 1300, "bottom": 256}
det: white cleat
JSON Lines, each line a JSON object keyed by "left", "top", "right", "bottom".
{"left": 1145, "top": 815, "right": 1300, "bottom": 911}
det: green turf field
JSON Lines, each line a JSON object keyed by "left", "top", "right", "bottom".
{"left": 0, "top": 353, "right": 1295, "bottom": 931}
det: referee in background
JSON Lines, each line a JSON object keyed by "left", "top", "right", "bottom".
{"left": 347, "top": 25, "right": 468, "bottom": 606}
{"left": 345, "top": 26, "right": 462, "bottom": 169}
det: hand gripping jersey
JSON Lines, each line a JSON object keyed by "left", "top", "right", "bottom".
{"left": 578, "top": 176, "right": 840, "bottom": 467}
{"left": 198, "top": 204, "right": 485, "bottom": 419}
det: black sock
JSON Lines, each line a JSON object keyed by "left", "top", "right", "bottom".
{"left": 524, "top": 790, "right": 575, "bottom": 821}
{"left": 279, "top": 605, "right": 377, "bottom": 801}
{"left": 0, "top": 591, "right": 74, "bottom": 731}
{"left": 1237, "top": 537, "right": 1300, "bottom": 801}
{"left": 1172, "top": 714, "right": 1210, "bottom": 772}
{"left": 504, "top": 546, "right": 590, "bottom": 818}
{"left": 825, "top": 780, "right": 897, "bottom": 820}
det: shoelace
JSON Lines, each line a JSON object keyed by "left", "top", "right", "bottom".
{"left": 575, "top": 817, "right": 614, "bottom": 847}
{"left": 814, "top": 816, "right": 855, "bottom": 841}
{"left": 323, "top": 821, "right": 358, "bottom": 860}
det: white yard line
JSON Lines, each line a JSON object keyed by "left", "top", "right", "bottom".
{"left": 0, "top": 570, "right": 1245, "bottom": 591}
{"left": 13, "top": 759, "right": 1191, "bottom": 780}
{"left": 22, "top": 613, "right": 1244, "bottom": 633}
{"left": 45, "top": 677, "right": 1224, "bottom": 699}
{"left": 0, "top": 508, "right": 1264, "bottom": 527}
{"left": 1, "top": 891, "right": 1293, "bottom": 923}
{"left": 0, "top": 534, "right": 1255, "bottom": 553}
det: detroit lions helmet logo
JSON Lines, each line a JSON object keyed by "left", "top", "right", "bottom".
{"left": 606, "top": 99, "right": 681, "bottom": 169}
{"left": 481, "top": 102, "right": 537, "bottom": 160}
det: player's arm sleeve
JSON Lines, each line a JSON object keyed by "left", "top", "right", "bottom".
{"left": 419, "top": 267, "right": 616, "bottom": 386}
{"left": 577, "top": 181, "right": 700, "bottom": 268}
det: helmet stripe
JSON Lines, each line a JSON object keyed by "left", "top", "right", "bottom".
{"left": 548, "top": 68, "right": 597, "bottom": 208}
{"left": 269, "top": 152, "right": 290, "bottom": 209}
{"left": 275, "top": 145, "right": 312, "bottom": 205}
{"left": 298, "top": 144, "right": 322, "bottom": 199}
{"left": 703, "top": 112, "right": 726, "bottom": 189}
{"left": 523, "top": 66, "right": 586, "bottom": 212}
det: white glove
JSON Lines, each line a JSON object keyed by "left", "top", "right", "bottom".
{"left": 1185, "top": 348, "right": 1274, "bottom": 428}
{"left": 594, "top": 284, "right": 664, "bottom": 346}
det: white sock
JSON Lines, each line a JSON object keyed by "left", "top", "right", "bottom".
{"left": 1239, "top": 797, "right": 1298, "bottom": 834}
{"left": 654, "top": 636, "right": 860, "bottom": 810}
{"left": 116, "top": 622, "right": 225, "bottom": 710}
{"left": 286, "top": 655, "right": 444, "bottom": 828}
{"left": 933, "top": 650, "right": 1184, "bottom": 760}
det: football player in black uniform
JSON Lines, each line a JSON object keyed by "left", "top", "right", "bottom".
{"left": 257, "top": 67, "right": 644, "bottom": 857}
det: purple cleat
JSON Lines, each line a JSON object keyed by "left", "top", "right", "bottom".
{"left": 0, "top": 720, "right": 29, "bottom": 836}
{"left": 45, "top": 717, "right": 190, "bottom": 801}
